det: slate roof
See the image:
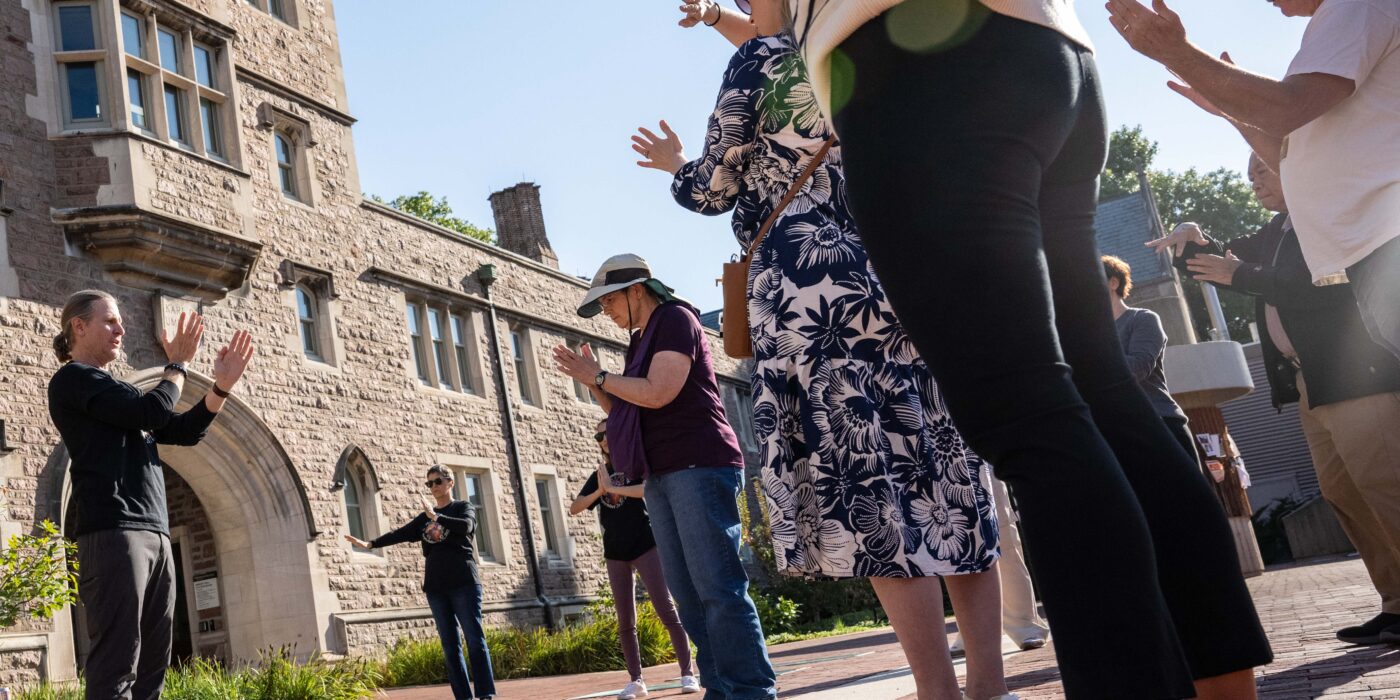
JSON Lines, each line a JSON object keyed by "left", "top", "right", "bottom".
{"left": 1095, "top": 188, "right": 1174, "bottom": 285}
{"left": 699, "top": 309, "right": 723, "bottom": 332}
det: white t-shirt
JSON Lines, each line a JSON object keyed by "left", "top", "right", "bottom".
{"left": 1280, "top": 0, "right": 1400, "bottom": 281}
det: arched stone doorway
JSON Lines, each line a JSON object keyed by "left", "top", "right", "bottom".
{"left": 44, "top": 369, "right": 337, "bottom": 677}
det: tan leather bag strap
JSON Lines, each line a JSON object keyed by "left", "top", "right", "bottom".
{"left": 742, "top": 136, "right": 837, "bottom": 262}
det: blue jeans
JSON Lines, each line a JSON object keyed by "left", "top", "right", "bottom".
{"left": 425, "top": 583, "right": 496, "bottom": 700}
{"left": 645, "top": 466, "right": 775, "bottom": 700}
{"left": 1348, "top": 234, "right": 1400, "bottom": 361}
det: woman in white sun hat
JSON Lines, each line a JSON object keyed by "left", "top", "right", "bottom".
{"left": 554, "top": 253, "right": 777, "bottom": 700}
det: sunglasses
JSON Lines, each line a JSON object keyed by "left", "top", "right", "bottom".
{"left": 594, "top": 431, "right": 606, "bottom": 442}
{"left": 425, "top": 477, "right": 448, "bottom": 488}
{"left": 734, "top": 0, "right": 751, "bottom": 14}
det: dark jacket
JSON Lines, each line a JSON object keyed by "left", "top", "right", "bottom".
{"left": 1175, "top": 212, "right": 1400, "bottom": 409}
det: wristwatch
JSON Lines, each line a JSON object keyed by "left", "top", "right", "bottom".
{"left": 594, "top": 370, "right": 609, "bottom": 388}
{"left": 164, "top": 362, "right": 188, "bottom": 376}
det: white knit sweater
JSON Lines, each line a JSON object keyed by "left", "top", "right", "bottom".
{"left": 789, "top": 0, "right": 1094, "bottom": 120}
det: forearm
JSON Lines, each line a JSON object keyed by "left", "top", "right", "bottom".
{"left": 608, "top": 483, "right": 646, "bottom": 499}
{"left": 1232, "top": 121, "right": 1285, "bottom": 173}
{"left": 590, "top": 386, "right": 613, "bottom": 414}
{"left": 1168, "top": 48, "right": 1313, "bottom": 137}
{"left": 709, "top": 5, "right": 758, "bottom": 47}
{"left": 570, "top": 491, "right": 602, "bottom": 515}
{"left": 601, "top": 374, "right": 670, "bottom": 409}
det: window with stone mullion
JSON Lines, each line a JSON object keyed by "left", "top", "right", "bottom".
{"left": 428, "top": 307, "right": 453, "bottom": 390}
{"left": 406, "top": 301, "right": 431, "bottom": 385}
{"left": 53, "top": 2, "right": 106, "bottom": 128}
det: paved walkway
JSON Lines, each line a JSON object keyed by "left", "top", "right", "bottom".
{"left": 384, "top": 556, "right": 1400, "bottom": 699}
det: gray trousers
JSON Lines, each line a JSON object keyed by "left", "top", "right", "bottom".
{"left": 76, "top": 529, "right": 175, "bottom": 700}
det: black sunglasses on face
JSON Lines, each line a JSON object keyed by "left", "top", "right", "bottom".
{"left": 425, "top": 477, "right": 447, "bottom": 488}
{"left": 734, "top": 0, "right": 751, "bottom": 15}
{"left": 594, "top": 431, "right": 606, "bottom": 442}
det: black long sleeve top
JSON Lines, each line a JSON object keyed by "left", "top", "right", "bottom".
{"left": 369, "top": 500, "right": 478, "bottom": 593}
{"left": 1174, "top": 214, "right": 1400, "bottom": 409}
{"left": 47, "top": 362, "right": 218, "bottom": 536}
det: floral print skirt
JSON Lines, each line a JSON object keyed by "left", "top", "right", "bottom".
{"left": 755, "top": 357, "right": 1000, "bottom": 578}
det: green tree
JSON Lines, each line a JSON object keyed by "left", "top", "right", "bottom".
{"left": 1103, "top": 126, "right": 1272, "bottom": 340}
{"left": 371, "top": 191, "right": 494, "bottom": 244}
{"left": 0, "top": 520, "right": 78, "bottom": 629}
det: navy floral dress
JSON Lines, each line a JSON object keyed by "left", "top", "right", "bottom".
{"left": 671, "top": 35, "right": 999, "bottom": 578}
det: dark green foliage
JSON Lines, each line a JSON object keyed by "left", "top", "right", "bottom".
{"left": 1104, "top": 126, "right": 1272, "bottom": 340}
{"left": 1252, "top": 497, "right": 1304, "bottom": 565}
{"left": 370, "top": 191, "right": 494, "bottom": 243}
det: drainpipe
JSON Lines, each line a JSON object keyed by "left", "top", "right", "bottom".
{"left": 474, "top": 264, "right": 556, "bottom": 630}
{"left": 1202, "top": 282, "right": 1232, "bottom": 342}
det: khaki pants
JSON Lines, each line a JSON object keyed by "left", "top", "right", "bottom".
{"left": 1298, "top": 374, "right": 1400, "bottom": 613}
{"left": 989, "top": 476, "right": 1051, "bottom": 643}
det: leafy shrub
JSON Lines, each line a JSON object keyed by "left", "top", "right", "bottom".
{"left": 750, "top": 588, "right": 800, "bottom": 634}
{"left": 15, "top": 649, "right": 379, "bottom": 700}
{"left": 235, "top": 647, "right": 380, "bottom": 700}
{"left": 13, "top": 683, "right": 83, "bottom": 700}
{"left": 1, "top": 520, "right": 78, "bottom": 629}
{"left": 380, "top": 636, "right": 448, "bottom": 687}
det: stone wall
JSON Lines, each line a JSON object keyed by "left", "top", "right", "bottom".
{"left": 0, "top": 0, "right": 762, "bottom": 678}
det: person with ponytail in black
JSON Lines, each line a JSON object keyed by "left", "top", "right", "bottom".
{"left": 47, "top": 289, "right": 255, "bottom": 700}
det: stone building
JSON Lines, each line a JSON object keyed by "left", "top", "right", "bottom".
{"left": 0, "top": 0, "right": 758, "bottom": 685}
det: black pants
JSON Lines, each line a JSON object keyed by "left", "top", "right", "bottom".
{"left": 77, "top": 529, "right": 175, "bottom": 700}
{"left": 834, "top": 9, "right": 1271, "bottom": 698}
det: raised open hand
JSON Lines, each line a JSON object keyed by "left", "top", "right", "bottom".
{"left": 1106, "top": 0, "right": 1191, "bottom": 66}
{"left": 160, "top": 312, "right": 204, "bottom": 364}
{"left": 212, "top": 329, "right": 255, "bottom": 392}
{"left": 678, "top": 0, "right": 719, "bottom": 27}
{"left": 632, "top": 121, "right": 687, "bottom": 175}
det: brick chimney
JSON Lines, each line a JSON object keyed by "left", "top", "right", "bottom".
{"left": 489, "top": 182, "right": 559, "bottom": 270}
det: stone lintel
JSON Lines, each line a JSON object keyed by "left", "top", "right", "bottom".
{"left": 56, "top": 206, "right": 262, "bottom": 302}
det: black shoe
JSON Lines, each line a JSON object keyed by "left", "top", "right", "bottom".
{"left": 1337, "top": 613, "right": 1400, "bottom": 645}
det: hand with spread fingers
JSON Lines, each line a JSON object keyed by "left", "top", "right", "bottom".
{"left": 1106, "top": 0, "right": 1192, "bottom": 65}
{"left": 678, "top": 0, "right": 720, "bottom": 28}
{"left": 212, "top": 329, "right": 256, "bottom": 394}
{"left": 161, "top": 312, "right": 205, "bottom": 365}
{"left": 631, "top": 121, "right": 687, "bottom": 175}
{"left": 1146, "top": 222, "right": 1209, "bottom": 257}
{"left": 1186, "top": 250, "right": 1244, "bottom": 286}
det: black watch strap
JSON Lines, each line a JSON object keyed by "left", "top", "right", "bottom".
{"left": 595, "top": 370, "right": 609, "bottom": 388}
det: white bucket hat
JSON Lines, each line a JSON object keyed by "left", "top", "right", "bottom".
{"left": 577, "top": 253, "right": 686, "bottom": 318}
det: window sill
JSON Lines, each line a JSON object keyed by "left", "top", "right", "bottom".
{"left": 348, "top": 548, "right": 386, "bottom": 565}
{"left": 414, "top": 382, "right": 492, "bottom": 404}
{"left": 301, "top": 355, "right": 342, "bottom": 375}
{"left": 544, "top": 555, "right": 574, "bottom": 571}
{"left": 279, "top": 194, "right": 317, "bottom": 213}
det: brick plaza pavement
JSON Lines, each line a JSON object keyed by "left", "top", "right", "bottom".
{"left": 384, "top": 556, "right": 1399, "bottom": 699}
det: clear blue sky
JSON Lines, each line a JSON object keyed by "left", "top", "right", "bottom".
{"left": 336, "top": 1, "right": 1307, "bottom": 311}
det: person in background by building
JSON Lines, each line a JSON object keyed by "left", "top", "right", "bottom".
{"left": 949, "top": 475, "right": 1050, "bottom": 657}
{"left": 46, "top": 290, "right": 255, "bottom": 700}
{"left": 656, "top": 3, "right": 1009, "bottom": 699}
{"left": 778, "top": 0, "right": 1272, "bottom": 696}
{"left": 1101, "top": 255, "right": 1201, "bottom": 468}
{"left": 1110, "top": 0, "right": 1400, "bottom": 362}
{"left": 1148, "top": 153, "right": 1400, "bottom": 647}
{"left": 569, "top": 417, "right": 698, "bottom": 699}
{"left": 553, "top": 255, "right": 777, "bottom": 700}
{"left": 345, "top": 466, "right": 495, "bottom": 700}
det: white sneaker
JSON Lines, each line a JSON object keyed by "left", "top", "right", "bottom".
{"left": 619, "top": 679, "right": 648, "bottom": 699}
{"left": 680, "top": 675, "right": 701, "bottom": 694}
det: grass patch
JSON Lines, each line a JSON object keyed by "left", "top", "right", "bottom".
{"left": 765, "top": 609, "right": 890, "bottom": 645}
{"left": 14, "top": 648, "right": 380, "bottom": 700}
